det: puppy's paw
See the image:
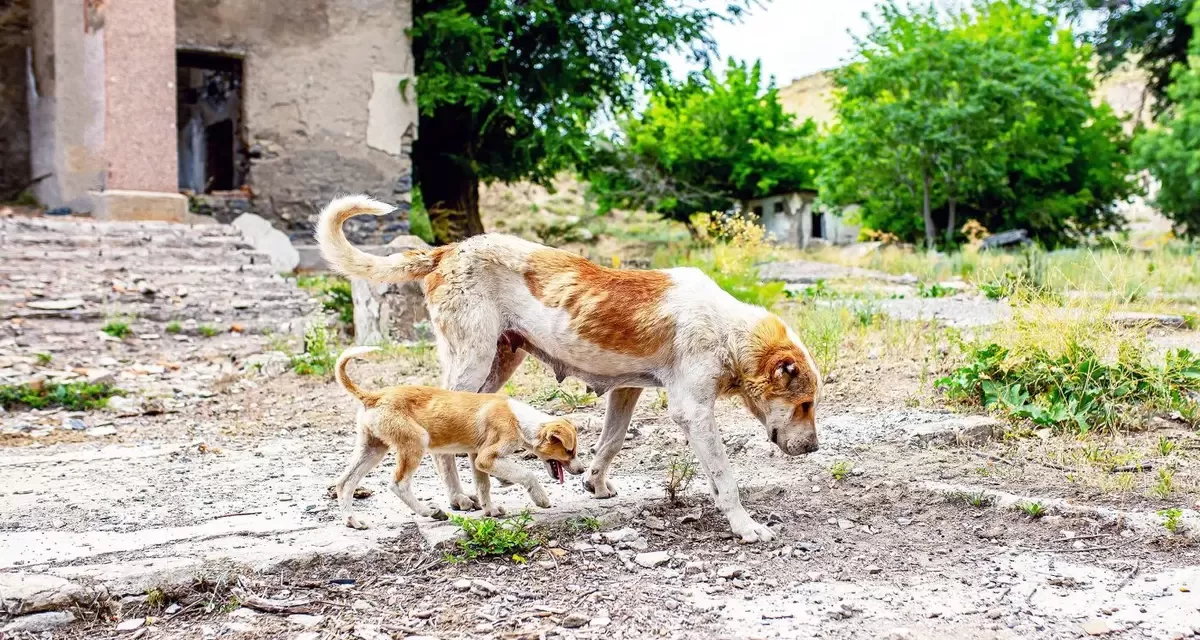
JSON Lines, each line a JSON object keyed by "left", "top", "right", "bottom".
{"left": 731, "top": 519, "right": 775, "bottom": 544}
{"left": 483, "top": 505, "right": 507, "bottom": 517}
{"left": 582, "top": 475, "right": 618, "bottom": 499}
{"left": 449, "top": 492, "right": 480, "bottom": 511}
{"left": 529, "top": 488, "right": 552, "bottom": 509}
{"left": 345, "top": 515, "right": 369, "bottom": 530}
{"left": 429, "top": 508, "right": 449, "bottom": 521}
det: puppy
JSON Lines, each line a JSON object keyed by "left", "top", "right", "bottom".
{"left": 332, "top": 346, "right": 584, "bottom": 529}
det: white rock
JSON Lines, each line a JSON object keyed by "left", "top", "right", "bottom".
{"left": 116, "top": 617, "right": 145, "bottom": 631}
{"left": 717, "top": 565, "right": 746, "bottom": 579}
{"left": 634, "top": 551, "right": 671, "bottom": 568}
{"left": 591, "top": 617, "right": 611, "bottom": 628}
{"left": 452, "top": 578, "right": 471, "bottom": 591}
{"left": 471, "top": 579, "right": 499, "bottom": 595}
{"left": 233, "top": 213, "right": 300, "bottom": 273}
{"left": 351, "top": 599, "right": 371, "bottom": 611}
{"left": 603, "top": 527, "right": 639, "bottom": 543}
{"left": 1, "top": 611, "right": 76, "bottom": 633}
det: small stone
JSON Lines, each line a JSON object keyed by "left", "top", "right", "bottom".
{"left": 634, "top": 551, "right": 671, "bottom": 568}
{"left": 351, "top": 599, "right": 371, "bottom": 611}
{"left": 807, "top": 571, "right": 825, "bottom": 582}
{"left": 471, "top": 579, "right": 499, "bottom": 595}
{"left": 645, "top": 515, "right": 667, "bottom": 530}
{"left": 230, "top": 607, "right": 257, "bottom": 618}
{"left": 61, "top": 417, "right": 88, "bottom": 431}
{"left": 26, "top": 298, "right": 83, "bottom": 310}
{"left": 717, "top": 565, "right": 746, "bottom": 579}
{"left": 837, "top": 519, "right": 854, "bottom": 530}
{"left": 474, "top": 623, "right": 494, "bottom": 633}
{"left": 591, "top": 617, "right": 611, "bottom": 628}
{"left": 866, "top": 565, "right": 883, "bottom": 574}
{"left": 595, "top": 544, "right": 615, "bottom": 555}
{"left": 561, "top": 612, "right": 590, "bottom": 628}
{"left": 627, "top": 537, "right": 649, "bottom": 551}
{"left": 812, "top": 486, "right": 821, "bottom": 493}
{"left": 86, "top": 425, "right": 117, "bottom": 437}
{"left": 684, "top": 561, "right": 707, "bottom": 575}
{"left": 411, "top": 610, "right": 435, "bottom": 619}
{"left": 165, "top": 604, "right": 181, "bottom": 615}
{"left": 116, "top": 618, "right": 145, "bottom": 631}
{"left": 52, "top": 519, "right": 65, "bottom": 528}
{"left": 287, "top": 614, "right": 325, "bottom": 628}
{"left": 986, "top": 609, "right": 1002, "bottom": 620}
{"left": 453, "top": 578, "right": 471, "bottom": 591}
{"left": 604, "top": 527, "right": 639, "bottom": 543}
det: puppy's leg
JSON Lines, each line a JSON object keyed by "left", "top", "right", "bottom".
{"left": 476, "top": 450, "right": 551, "bottom": 509}
{"left": 583, "top": 387, "right": 642, "bottom": 499}
{"left": 669, "top": 382, "right": 773, "bottom": 544}
{"left": 434, "top": 331, "right": 505, "bottom": 511}
{"left": 335, "top": 426, "right": 388, "bottom": 530}
{"left": 469, "top": 453, "right": 504, "bottom": 517}
{"left": 433, "top": 454, "right": 479, "bottom": 511}
{"left": 387, "top": 432, "right": 447, "bottom": 521}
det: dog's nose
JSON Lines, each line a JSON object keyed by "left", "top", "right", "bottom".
{"left": 805, "top": 441, "right": 819, "bottom": 453}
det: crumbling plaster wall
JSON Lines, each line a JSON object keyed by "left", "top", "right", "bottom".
{"left": 175, "top": 0, "right": 416, "bottom": 243}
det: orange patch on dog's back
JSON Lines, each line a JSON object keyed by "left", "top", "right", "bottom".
{"left": 523, "top": 250, "right": 674, "bottom": 358}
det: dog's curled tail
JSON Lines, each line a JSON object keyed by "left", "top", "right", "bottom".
{"left": 316, "top": 194, "right": 448, "bottom": 282}
{"left": 335, "top": 346, "right": 381, "bottom": 405}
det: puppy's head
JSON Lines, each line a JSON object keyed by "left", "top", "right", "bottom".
{"left": 534, "top": 419, "right": 584, "bottom": 484}
{"left": 739, "top": 317, "right": 822, "bottom": 456}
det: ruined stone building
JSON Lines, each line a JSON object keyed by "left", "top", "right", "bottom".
{"left": 0, "top": 0, "right": 416, "bottom": 244}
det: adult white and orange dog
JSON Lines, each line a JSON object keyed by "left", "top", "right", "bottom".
{"left": 317, "top": 195, "right": 822, "bottom": 542}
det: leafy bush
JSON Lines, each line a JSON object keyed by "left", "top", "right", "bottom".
{"left": 938, "top": 307, "right": 1200, "bottom": 433}
{"left": 297, "top": 275, "right": 354, "bottom": 328}
{"left": 291, "top": 323, "right": 338, "bottom": 376}
{"left": 102, "top": 319, "right": 132, "bottom": 339}
{"left": 0, "top": 381, "right": 124, "bottom": 411}
{"left": 446, "top": 511, "right": 538, "bottom": 563}
{"left": 1159, "top": 507, "right": 1184, "bottom": 534}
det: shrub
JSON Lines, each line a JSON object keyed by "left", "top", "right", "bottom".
{"left": 290, "top": 322, "right": 337, "bottom": 376}
{"left": 446, "top": 512, "right": 538, "bottom": 563}
{"left": 102, "top": 319, "right": 132, "bottom": 339}
{"left": 0, "top": 381, "right": 124, "bottom": 411}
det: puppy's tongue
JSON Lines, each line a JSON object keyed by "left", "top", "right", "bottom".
{"left": 556, "top": 461, "right": 564, "bottom": 484}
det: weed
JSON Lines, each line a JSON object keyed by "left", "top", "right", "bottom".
{"left": 917, "top": 282, "right": 952, "bottom": 298}
{"left": 0, "top": 381, "right": 123, "bottom": 411}
{"left": 297, "top": 275, "right": 354, "bottom": 328}
{"left": 946, "top": 490, "right": 993, "bottom": 508}
{"left": 803, "top": 279, "right": 832, "bottom": 300}
{"left": 829, "top": 460, "right": 853, "bottom": 481}
{"left": 651, "top": 389, "right": 669, "bottom": 411}
{"left": 531, "top": 386, "right": 597, "bottom": 412}
{"left": 1157, "top": 436, "right": 1177, "bottom": 457}
{"left": 165, "top": 321, "right": 182, "bottom": 334}
{"left": 1152, "top": 468, "right": 1176, "bottom": 499}
{"left": 35, "top": 353, "right": 52, "bottom": 366}
{"left": 567, "top": 516, "right": 602, "bottom": 534}
{"left": 1017, "top": 500, "right": 1047, "bottom": 518}
{"left": 146, "top": 588, "right": 167, "bottom": 610}
{"left": 665, "top": 455, "right": 697, "bottom": 503}
{"left": 198, "top": 325, "right": 220, "bottom": 338}
{"left": 102, "top": 319, "right": 132, "bottom": 339}
{"left": 291, "top": 322, "right": 337, "bottom": 376}
{"left": 445, "top": 511, "right": 538, "bottom": 563}
{"left": 1159, "top": 507, "right": 1184, "bottom": 534}
{"left": 788, "top": 304, "right": 849, "bottom": 373}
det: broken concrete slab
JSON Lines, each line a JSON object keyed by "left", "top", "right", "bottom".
{"left": 0, "top": 573, "right": 86, "bottom": 615}
{"left": 233, "top": 213, "right": 300, "bottom": 273}
{"left": 907, "top": 415, "right": 1001, "bottom": 448}
{"left": 1108, "top": 311, "right": 1188, "bottom": 329}
{"left": 759, "top": 259, "right": 917, "bottom": 285}
{"left": 0, "top": 610, "right": 76, "bottom": 633}
{"left": 89, "top": 190, "right": 188, "bottom": 223}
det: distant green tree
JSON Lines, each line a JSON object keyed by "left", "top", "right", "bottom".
{"left": 411, "top": 0, "right": 749, "bottom": 244}
{"left": 585, "top": 59, "right": 822, "bottom": 226}
{"left": 1057, "top": 0, "right": 1191, "bottom": 116}
{"left": 1135, "top": 1, "right": 1200, "bottom": 232}
{"left": 819, "top": 0, "right": 1134, "bottom": 247}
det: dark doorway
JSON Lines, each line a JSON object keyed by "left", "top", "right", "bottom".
{"left": 811, "top": 212, "right": 824, "bottom": 239}
{"left": 176, "top": 51, "right": 244, "bottom": 193}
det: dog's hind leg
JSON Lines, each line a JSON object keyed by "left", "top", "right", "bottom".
{"left": 583, "top": 387, "right": 642, "bottom": 499}
{"left": 469, "top": 453, "right": 504, "bottom": 517}
{"left": 387, "top": 423, "right": 447, "bottom": 521}
{"left": 335, "top": 425, "right": 388, "bottom": 530}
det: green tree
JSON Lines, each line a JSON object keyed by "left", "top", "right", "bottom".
{"left": 819, "top": 0, "right": 1133, "bottom": 247}
{"left": 585, "top": 58, "right": 822, "bottom": 226}
{"left": 1057, "top": 0, "right": 1191, "bottom": 116}
{"left": 1135, "top": 1, "right": 1200, "bottom": 231}
{"left": 411, "top": 0, "right": 749, "bottom": 244}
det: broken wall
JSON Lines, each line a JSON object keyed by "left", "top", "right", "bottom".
{"left": 175, "top": 0, "right": 417, "bottom": 244}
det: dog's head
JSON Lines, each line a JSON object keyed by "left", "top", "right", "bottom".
{"left": 736, "top": 316, "right": 822, "bottom": 455}
{"left": 534, "top": 419, "right": 585, "bottom": 483}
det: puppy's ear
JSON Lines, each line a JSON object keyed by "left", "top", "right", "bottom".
{"left": 773, "top": 358, "right": 799, "bottom": 380}
{"left": 544, "top": 421, "right": 576, "bottom": 452}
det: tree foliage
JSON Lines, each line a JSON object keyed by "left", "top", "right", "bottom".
{"left": 1057, "top": 0, "right": 1191, "bottom": 116}
{"left": 584, "top": 59, "right": 822, "bottom": 224}
{"left": 819, "top": 0, "right": 1134, "bottom": 247}
{"left": 411, "top": 0, "right": 748, "bottom": 244}
{"left": 1134, "top": 1, "right": 1200, "bottom": 231}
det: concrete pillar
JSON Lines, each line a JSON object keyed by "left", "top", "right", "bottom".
{"left": 28, "top": 0, "right": 186, "bottom": 220}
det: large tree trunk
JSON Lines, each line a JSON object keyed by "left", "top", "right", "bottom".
{"left": 921, "top": 170, "right": 936, "bottom": 251}
{"left": 420, "top": 159, "right": 484, "bottom": 245}
{"left": 945, "top": 195, "right": 957, "bottom": 247}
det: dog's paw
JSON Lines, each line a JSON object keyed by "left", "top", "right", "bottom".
{"left": 345, "top": 515, "right": 369, "bottom": 530}
{"left": 582, "top": 475, "right": 618, "bottom": 499}
{"left": 429, "top": 508, "right": 449, "bottom": 522}
{"left": 483, "top": 505, "right": 507, "bottom": 517}
{"left": 449, "top": 492, "right": 480, "bottom": 511}
{"left": 731, "top": 519, "right": 775, "bottom": 544}
{"left": 529, "top": 489, "right": 552, "bottom": 509}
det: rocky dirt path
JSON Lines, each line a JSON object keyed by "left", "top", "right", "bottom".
{"left": 2, "top": 220, "right": 1199, "bottom": 639}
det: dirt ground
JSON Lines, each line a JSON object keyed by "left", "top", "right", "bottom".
{"left": 3, "top": 221, "right": 1200, "bottom": 639}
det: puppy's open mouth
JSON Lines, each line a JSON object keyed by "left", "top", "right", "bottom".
{"left": 548, "top": 460, "right": 564, "bottom": 484}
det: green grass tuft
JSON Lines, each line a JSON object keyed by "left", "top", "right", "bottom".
{"left": 0, "top": 381, "right": 124, "bottom": 411}
{"left": 445, "top": 511, "right": 538, "bottom": 563}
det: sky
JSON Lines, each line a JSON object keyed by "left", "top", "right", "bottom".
{"left": 667, "top": 0, "right": 884, "bottom": 86}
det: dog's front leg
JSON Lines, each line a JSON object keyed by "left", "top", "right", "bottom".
{"left": 669, "top": 385, "right": 775, "bottom": 543}
{"left": 583, "top": 387, "right": 642, "bottom": 499}
{"left": 469, "top": 453, "right": 505, "bottom": 517}
{"left": 433, "top": 454, "right": 480, "bottom": 511}
{"left": 476, "top": 454, "right": 551, "bottom": 510}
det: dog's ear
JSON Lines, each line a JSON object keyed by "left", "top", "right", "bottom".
{"left": 773, "top": 358, "right": 799, "bottom": 380}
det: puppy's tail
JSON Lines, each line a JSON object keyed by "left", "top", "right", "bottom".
{"left": 335, "top": 346, "right": 381, "bottom": 405}
{"left": 315, "top": 194, "right": 451, "bottom": 282}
